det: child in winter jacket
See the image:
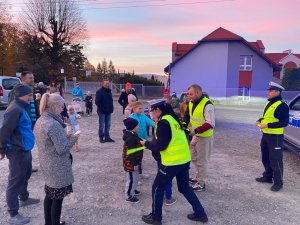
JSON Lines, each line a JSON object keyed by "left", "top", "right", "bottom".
{"left": 122, "top": 118, "right": 144, "bottom": 203}
{"left": 67, "top": 105, "right": 81, "bottom": 152}
{"left": 84, "top": 91, "right": 93, "bottom": 116}
{"left": 130, "top": 102, "right": 155, "bottom": 140}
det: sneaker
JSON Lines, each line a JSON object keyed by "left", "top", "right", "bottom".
{"left": 31, "top": 168, "right": 38, "bottom": 173}
{"left": 142, "top": 213, "right": 162, "bottom": 225}
{"left": 19, "top": 197, "right": 40, "bottom": 207}
{"left": 191, "top": 183, "right": 206, "bottom": 192}
{"left": 134, "top": 190, "right": 142, "bottom": 196}
{"left": 125, "top": 196, "right": 139, "bottom": 203}
{"left": 189, "top": 178, "right": 198, "bottom": 184}
{"left": 105, "top": 137, "right": 115, "bottom": 142}
{"left": 255, "top": 177, "right": 273, "bottom": 183}
{"left": 270, "top": 184, "right": 283, "bottom": 192}
{"left": 138, "top": 181, "right": 142, "bottom": 186}
{"left": 8, "top": 213, "right": 30, "bottom": 224}
{"left": 60, "top": 221, "right": 66, "bottom": 225}
{"left": 187, "top": 213, "right": 208, "bottom": 223}
{"left": 165, "top": 197, "right": 177, "bottom": 206}
{"left": 99, "top": 137, "right": 105, "bottom": 143}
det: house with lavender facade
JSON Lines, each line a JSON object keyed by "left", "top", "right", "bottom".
{"left": 164, "top": 27, "right": 281, "bottom": 99}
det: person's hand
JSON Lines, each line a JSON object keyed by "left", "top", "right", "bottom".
{"left": 134, "top": 165, "right": 139, "bottom": 171}
{"left": 0, "top": 154, "right": 5, "bottom": 160}
{"left": 189, "top": 130, "right": 195, "bottom": 136}
{"left": 259, "top": 124, "right": 268, "bottom": 129}
{"left": 76, "top": 115, "right": 81, "bottom": 119}
{"left": 255, "top": 121, "right": 261, "bottom": 127}
{"left": 140, "top": 140, "right": 146, "bottom": 146}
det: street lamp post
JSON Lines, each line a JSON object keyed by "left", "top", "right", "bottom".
{"left": 61, "top": 68, "right": 66, "bottom": 93}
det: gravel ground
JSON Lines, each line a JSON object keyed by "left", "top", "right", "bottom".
{"left": 0, "top": 96, "right": 300, "bottom": 225}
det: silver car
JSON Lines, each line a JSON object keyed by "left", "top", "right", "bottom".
{"left": 0, "top": 76, "right": 20, "bottom": 107}
{"left": 284, "top": 94, "right": 300, "bottom": 153}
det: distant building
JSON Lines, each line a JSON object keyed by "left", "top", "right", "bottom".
{"left": 164, "top": 27, "right": 282, "bottom": 99}
{"left": 265, "top": 50, "right": 300, "bottom": 79}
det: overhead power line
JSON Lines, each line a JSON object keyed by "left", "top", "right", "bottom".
{"left": 7, "top": 0, "right": 235, "bottom": 12}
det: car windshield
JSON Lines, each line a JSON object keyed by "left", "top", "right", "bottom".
{"left": 2, "top": 78, "right": 20, "bottom": 90}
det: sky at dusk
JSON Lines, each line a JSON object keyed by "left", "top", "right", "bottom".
{"left": 8, "top": 0, "right": 300, "bottom": 75}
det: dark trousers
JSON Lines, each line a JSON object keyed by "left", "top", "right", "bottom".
{"left": 86, "top": 106, "right": 93, "bottom": 115}
{"left": 44, "top": 195, "right": 64, "bottom": 225}
{"left": 6, "top": 150, "right": 32, "bottom": 217}
{"left": 260, "top": 133, "right": 284, "bottom": 186}
{"left": 151, "top": 162, "right": 206, "bottom": 221}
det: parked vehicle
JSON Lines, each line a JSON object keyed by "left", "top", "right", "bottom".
{"left": 0, "top": 76, "right": 20, "bottom": 107}
{"left": 284, "top": 94, "right": 300, "bottom": 154}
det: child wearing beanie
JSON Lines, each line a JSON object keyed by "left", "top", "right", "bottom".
{"left": 122, "top": 118, "right": 144, "bottom": 203}
{"left": 124, "top": 94, "right": 137, "bottom": 118}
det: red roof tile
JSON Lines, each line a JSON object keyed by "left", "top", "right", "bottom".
{"left": 201, "top": 27, "right": 243, "bottom": 41}
{"left": 265, "top": 53, "right": 288, "bottom": 64}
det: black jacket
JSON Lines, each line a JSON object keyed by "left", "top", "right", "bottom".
{"left": 95, "top": 87, "right": 114, "bottom": 114}
{"left": 118, "top": 92, "right": 128, "bottom": 107}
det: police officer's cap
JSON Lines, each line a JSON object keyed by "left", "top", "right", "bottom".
{"left": 148, "top": 99, "right": 166, "bottom": 111}
{"left": 267, "top": 82, "right": 285, "bottom": 92}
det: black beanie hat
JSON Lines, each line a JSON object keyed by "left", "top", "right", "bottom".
{"left": 15, "top": 84, "right": 33, "bottom": 97}
{"left": 123, "top": 118, "right": 139, "bottom": 131}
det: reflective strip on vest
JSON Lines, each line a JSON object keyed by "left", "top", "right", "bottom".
{"left": 261, "top": 100, "right": 284, "bottom": 134}
{"left": 126, "top": 146, "right": 145, "bottom": 156}
{"left": 189, "top": 97, "right": 213, "bottom": 137}
{"left": 159, "top": 115, "right": 191, "bottom": 166}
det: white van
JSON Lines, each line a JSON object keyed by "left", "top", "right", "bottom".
{"left": 0, "top": 76, "right": 21, "bottom": 107}
{"left": 285, "top": 94, "right": 300, "bottom": 153}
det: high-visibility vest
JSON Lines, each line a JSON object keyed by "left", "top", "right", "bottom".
{"left": 189, "top": 97, "right": 214, "bottom": 137}
{"left": 126, "top": 146, "right": 145, "bottom": 156}
{"left": 159, "top": 115, "right": 191, "bottom": 166}
{"left": 261, "top": 100, "right": 284, "bottom": 134}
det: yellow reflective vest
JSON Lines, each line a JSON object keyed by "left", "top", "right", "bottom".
{"left": 159, "top": 115, "right": 191, "bottom": 166}
{"left": 260, "top": 100, "right": 284, "bottom": 134}
{"left": 189, "top": 97, "right": 214, "bottom": 137}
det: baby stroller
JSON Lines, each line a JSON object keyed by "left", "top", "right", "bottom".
{"left": 71, "top": 97, "right": 84, "bottom": 116}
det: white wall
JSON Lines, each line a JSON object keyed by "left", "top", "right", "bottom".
{"left": 170, "top": 42, "right": 228, "bottom": 97}
{"left": 280, "top": 54, "right": 300, "bottom": 78}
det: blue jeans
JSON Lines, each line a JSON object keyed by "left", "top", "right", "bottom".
{"left": 151, "top": 162, "right": 206, "bottom": 221}
{"left": 6, "top": 150, "right": 32, "bottom": 217}
{"left": 98, "top": 112, "right": 111, "bottom": 139}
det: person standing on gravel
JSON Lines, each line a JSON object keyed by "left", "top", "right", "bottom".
{"left": 0, "top": 84, "right": 40, "bottom": 225}
{"left": 34, "top": 93, "right": 80, "bottom": 225}
{"left": 183, "top": 84, "right": 215, "bottom": 192}
{"left": 95, "top": 79, "right": 115, "bottom": 143}
{"left": 255, "top": 82, "right": 289, "bottom": 192}
{"left": 140, "top": 100, "right": 208, "bottom": 224}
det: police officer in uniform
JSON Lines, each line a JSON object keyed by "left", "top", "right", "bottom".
{"left": 140, "top": 100, "right": 208, "bottom": 224}
{"left": 255, "top": 82, "right": 289, "bottom": 192}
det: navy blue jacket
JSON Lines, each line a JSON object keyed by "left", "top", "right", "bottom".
{"left": 95, "top": 87, "right": 114, "bottom": 114}
{"left": 0, "top": 99, "right": 35, "bottom": 154}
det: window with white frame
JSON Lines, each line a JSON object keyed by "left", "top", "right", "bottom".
{"left": 240, "top": 55, "right": 253, "bottom": 71}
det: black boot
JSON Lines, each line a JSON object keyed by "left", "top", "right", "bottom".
{"left": 187, "top": 213, "right": 208, "bottom": 223}
{"left": 142, "top": 213, "right": 162, "bottom": 225}
{"left": 255, "top": 177, "right": 272, "bottom": 183}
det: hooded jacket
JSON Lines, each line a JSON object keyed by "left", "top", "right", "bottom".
{"left": 0, "top": 99, "right": 35, "bottom": 154}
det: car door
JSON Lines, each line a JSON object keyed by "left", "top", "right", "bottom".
{"left": 2, "top": 78, "right": 20, "bottom": 104}
{"left": 285, "top": 95, "right": 300, "bottom": 148}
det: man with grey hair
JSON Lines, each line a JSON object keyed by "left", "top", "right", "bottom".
{"left": 183, "top": 84, "right": 215, "bottom": 192}
{"left": 0, "top": 84, "right": 40, "bottom": 224}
